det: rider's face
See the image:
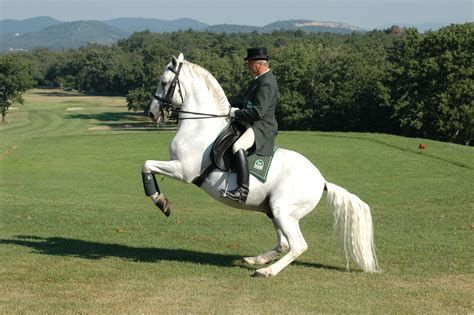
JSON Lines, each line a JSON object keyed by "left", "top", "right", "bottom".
{"left": 247, "top": 60, "right": 261, "bottom": 76}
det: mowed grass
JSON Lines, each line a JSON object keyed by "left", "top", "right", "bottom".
{"left": 0, "top": 89, "right": 473, "bottom": 313}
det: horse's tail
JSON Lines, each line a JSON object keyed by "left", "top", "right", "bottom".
{"left": 325, "top": 182, "right": 381, "bottom": 273}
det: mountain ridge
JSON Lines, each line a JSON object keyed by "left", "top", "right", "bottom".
{"left": 103, "top": 17, "right": 209, "bottom": 34}
{"left": 1, "top": 20, "right": 129, "bottom": 51}
{"left": 2, "top": 16, "right": 448, "bottom": 52}
{"left": 1, "top": 17, "right": 368, "bottom": 51}
{"left": 0, "top": 16, "right": 62, "bottom": 34}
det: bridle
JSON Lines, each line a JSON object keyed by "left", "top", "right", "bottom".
{"left": 154, "top": 62, "right": 184, "bottom": 110}
{"left": 153, "top": 62, "right": 229, "bottom": 121}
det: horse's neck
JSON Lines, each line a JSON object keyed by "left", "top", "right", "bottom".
{"left": 174, "top": 71, "right": 229, "bottom": 154}
{"left": 177, "top": 101, "right": 228, "bottom": 140}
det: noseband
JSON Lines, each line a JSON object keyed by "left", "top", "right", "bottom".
{"left": 153, "top": 62, "right": 229, "bottom": 121}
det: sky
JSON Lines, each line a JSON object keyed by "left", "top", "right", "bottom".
{"left": 1, "top": 0, "right": 472, "bottom": 29}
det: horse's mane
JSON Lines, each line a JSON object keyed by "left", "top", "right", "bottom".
{"left": 183, "top": 61, "right": 231, "bottom": 115}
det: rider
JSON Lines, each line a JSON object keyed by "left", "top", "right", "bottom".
{"left": 222, "top": 47, "right": 279, "bottom": 204}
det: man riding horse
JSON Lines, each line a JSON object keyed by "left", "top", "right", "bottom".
{"left": 223, "top": 47, "right": 280, "bottom": 204}
{"left": 142, "top": 52, "right": 380, "bottom": 276}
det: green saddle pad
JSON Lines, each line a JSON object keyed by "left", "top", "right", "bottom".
{"left": 247, "top": 146, "right": 278, "bottom": 183}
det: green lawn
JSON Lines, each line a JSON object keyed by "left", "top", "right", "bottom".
{"left": 1, "top": 89, "right": 473, "bottom": 313}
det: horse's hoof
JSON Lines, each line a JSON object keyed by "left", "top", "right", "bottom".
{"left": 155, "top": 193, "right": 171, "bottom": 217}
{"left": 252, "top": 269, "right": 271, "bottom": 278}
{"left": 243, "top": 257, "right": 256, "bottom": 265}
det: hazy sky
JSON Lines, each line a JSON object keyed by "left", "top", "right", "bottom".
{"left": 1, "top": 0, "right": 472, "bottom": 29}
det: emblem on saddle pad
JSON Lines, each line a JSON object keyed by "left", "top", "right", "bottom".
{"left": 247, "top": 147, "right": 277, "bottom": 183}
{"left": 253, "top": 159, "right": 265, "bottom": 171}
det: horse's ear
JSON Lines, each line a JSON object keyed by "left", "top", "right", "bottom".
{"left": 171, "top": 55, "right": 178, "bottom": 68}
{"left": 171, "top": 53, "right": 184, "bottom": 68}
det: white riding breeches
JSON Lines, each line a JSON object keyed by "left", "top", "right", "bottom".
{"left": 232, "top": 127, "right": 255, "bottom": 154}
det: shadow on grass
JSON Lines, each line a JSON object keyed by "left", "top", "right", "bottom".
{"left": 35, "top": 91, "right": 86, "bottom": 97}
{"left": 35, "top": 90, "right": 122, "bottom": 97}
{"left": 0, "top": 235, "right": 345, "bottom": 272}
{"left": 66, "top": 112, "right": 146, "bottom": 122}
{"left": 65, "top": 112, "right": 177, "bottom": 131}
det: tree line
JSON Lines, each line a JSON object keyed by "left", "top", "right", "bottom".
{"left": 1, "top": 23, "right": 472, "bottom": 145}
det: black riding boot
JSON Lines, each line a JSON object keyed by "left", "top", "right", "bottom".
{"left": 223, "top": 149, "right": 249, "bottom": 204}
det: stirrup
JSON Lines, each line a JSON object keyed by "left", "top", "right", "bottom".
{"left": 224, "top": 186, "right": 248, "bottom": 204}
{"left": 221, "top": 169, "right": 232, "bottom": 197}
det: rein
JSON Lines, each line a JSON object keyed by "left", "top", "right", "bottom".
{"left": 172, "top": 109, "right": 229, "bottom": 120}
{"left": 153, "top": 61, "right": 230, "bottom": 121}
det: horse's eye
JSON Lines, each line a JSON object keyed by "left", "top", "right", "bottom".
{"left": 161, "top": 81, "right": 168, "bottom": 87}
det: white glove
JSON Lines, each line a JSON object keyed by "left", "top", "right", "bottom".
{"left": 229, "top": 107, "right": 239, "bottom": 118}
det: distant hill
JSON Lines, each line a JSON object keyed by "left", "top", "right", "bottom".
{"left": 0, "top": 16, "right": 365, "bottom": 51}
{"left": 205, "top": 24, "right": 261, "bottom": 33}
{"left": 104, "top": 17, "right": 209, "bottom": 34}
{"left": 263, "top": 20, "right": 364, "bottom": 33}
{"left": 0, "top": 16, "right": 62, "bottom": 34}
{"left": 0, "top": 20, "right": 128, "bottom": 51}
{"left": 206, "top": 20, "right": 364, "bottom": 34}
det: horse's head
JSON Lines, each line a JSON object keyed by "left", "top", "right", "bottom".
{"left": 149, "top": 53, "right": 185, "bottom": 123}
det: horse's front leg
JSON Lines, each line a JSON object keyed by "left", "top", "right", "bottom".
{"left": 141, "top": 159, "right": 185, "bottom": 217}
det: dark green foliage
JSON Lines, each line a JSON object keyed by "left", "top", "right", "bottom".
{"left": 0, "top": 54, "right": 35, "bottom": 122}
{"left": 389, "top": 23, "right": 473, "bottom": 144}
{"left": 3, "top": 24, "right": 472, "bottom": 144}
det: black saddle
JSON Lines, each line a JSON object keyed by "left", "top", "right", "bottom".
{"left": 193, "top": 122, "right": 253, "bottom": 186}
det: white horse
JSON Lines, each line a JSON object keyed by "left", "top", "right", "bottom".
{"left": 142, "top": 53, "right": 380, "bottom": 277}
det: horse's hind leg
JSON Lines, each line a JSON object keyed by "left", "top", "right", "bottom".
{"left": 253, "top": 210, "right": 308, "bottom": 277}
{"left": 243, "top": 219, "right": 289, "bottom": 265}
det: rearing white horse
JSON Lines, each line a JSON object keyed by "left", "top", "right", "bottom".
{"left": 142, "top": 53, "right": 380, "bottom": 277}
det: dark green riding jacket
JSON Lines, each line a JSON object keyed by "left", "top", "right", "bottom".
{"left": 234, "top": 70, "right": 279, "bottom": 155}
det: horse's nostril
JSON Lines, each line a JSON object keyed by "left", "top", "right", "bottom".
{"left": 149, "top": 112, "right": 154, "bottom": 119}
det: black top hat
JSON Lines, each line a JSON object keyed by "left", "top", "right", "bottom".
{"left": 244, "top": 47, "right": 270, "bottom": 61}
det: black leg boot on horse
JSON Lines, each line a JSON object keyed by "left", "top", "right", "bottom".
{"left": 222, "top": 149, "right": 249, "bottom": 204}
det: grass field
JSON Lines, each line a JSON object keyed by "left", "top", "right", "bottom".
{"left": 1, "top": 89, "right": 473, "bottom": 313}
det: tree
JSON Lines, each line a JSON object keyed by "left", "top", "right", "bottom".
{"left": 304, "top": 39, "right": 393, "bottom": 132}
{"left": 126, "top": 86, "right": 150, "bottom": 112}
{"left": 272, "top": 43, "right": 315, "bottom": 129}
{"left": 389, "top": 24, "right": 474, "bottom": 144}
{"left": 25, "top": 48, "right": 63, "bottom": 87}
{"left": 0, "top": 54, "right": 34, "bottom": 123}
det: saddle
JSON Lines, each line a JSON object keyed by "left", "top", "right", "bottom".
{"left": 212, "top": 122, "right": 277, "bottom": 183}
{"left": 193, "top": 122, "right": 277, "bottom": 186}
{"left": 192, "top": 122, "right": 276, "bottom": 219}
{"left": 212, "top": 122, "right": 243, "bottom": 171}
